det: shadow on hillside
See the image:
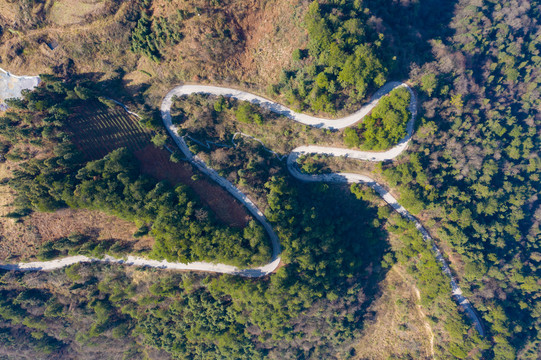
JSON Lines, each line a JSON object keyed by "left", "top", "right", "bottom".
{"left": 283, "top": 182, "right": 392, "bottom": 358}
{"left": 365, "top": 0, "right": 460, "bottom": 77}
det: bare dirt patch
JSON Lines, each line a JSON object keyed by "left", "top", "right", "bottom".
{"left": 236, "top": 0, "right": 307, "bottom": 84}
{"left": 134, "top": 144, "right": 250, "bottom": 228}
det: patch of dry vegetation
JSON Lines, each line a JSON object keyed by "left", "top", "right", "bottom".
{"left": 48, "top": 0, "right": 106, "bottom": 26}
{"left": 171, "top": 94, "right": 345, "bottom": 155}
{"left": 0, "top": 0, "right": 138, "bottom": 75}
{"left": 0, "top": 0, "right": 307, "bottom": 103}
{"left": 149, "top": 0, "right": 305, "bottom": 83}
{"left": 353, "top": 265, "right": 433, "bottom": 359}
{"left": 0, "top": 1, "right": 18, "bottom": 23}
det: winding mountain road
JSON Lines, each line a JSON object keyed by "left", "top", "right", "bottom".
{"left": 0, "top": 79, "right": 484, "bottom": 336}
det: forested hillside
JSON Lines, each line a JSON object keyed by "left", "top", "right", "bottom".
{"left": 0, "top": 0, "right": 539, "bottom": 359}
{"left": 365, "top": 0, "right": 541, "bottom": 358}
{"left": 2, "top": 76, "right": 270, "bottom": 267}
{"left": 0, "top": 158, "right": 393, "bottom": 359}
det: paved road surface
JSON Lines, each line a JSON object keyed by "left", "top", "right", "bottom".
{"left": 0, "top": 67, "right": 40, "bottom": 111}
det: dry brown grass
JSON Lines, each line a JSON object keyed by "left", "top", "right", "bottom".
{"left": 29, "top": 208, "right": 153, "bottom": 249}
{"left": 122, "top": 67, "right": 154, "bottom": 96}
{"left": 141, "top": 0, "right": 307, "bottom": 101}
{"left": 0, "top": 0, "right": 308, "bottom": 105}
{"left": 0, "top": 0, "right": 138, "bottom": 75}
{"left": 235, "top": 0, "right": 307, "bottom": 84}
{"left": 0, "top": 162, "right": 31, "bottom": 260}
{"left": 0, "top": 161, "right": 153, "bottom": 262}
{"left": 48, "top": 0, "right": 106, "bottom": 26}
{"left": 0, "top": 1, "right": 18, "bottom": 23}
{"left": 352, "top": 265, "right": 433, "bottom": 360}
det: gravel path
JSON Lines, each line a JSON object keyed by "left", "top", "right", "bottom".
{"left": 0, "top": 79, "right": 484, "bottom": 335}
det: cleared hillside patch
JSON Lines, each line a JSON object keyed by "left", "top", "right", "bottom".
{"left": 353, "top": 265, "right": 433, "bottom": 359}
{"left": 134, "top": 144, "right": 250, "bottom": 228}
{"left": 0, "top": 160, "right": 153, "bottom": 262}
{"left": 67, "top": 101, "right": 250, "bottom": 228}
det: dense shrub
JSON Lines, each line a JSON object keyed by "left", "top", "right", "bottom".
{"left": 275, "top": 0, "right": 389, "bottom": 113}
{"left": 343, "top": 87, "right": 411, "bottom": 150}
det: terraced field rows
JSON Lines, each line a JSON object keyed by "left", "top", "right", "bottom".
{"left": 68, "top": 102, "right": 152, "bottom": 160}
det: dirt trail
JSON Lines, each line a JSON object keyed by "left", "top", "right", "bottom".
{"left": 414, "top": 287, "right": 436, "bottom": 359}
{"left": 393, "top": 267, "right": 435, "bottom": 359}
